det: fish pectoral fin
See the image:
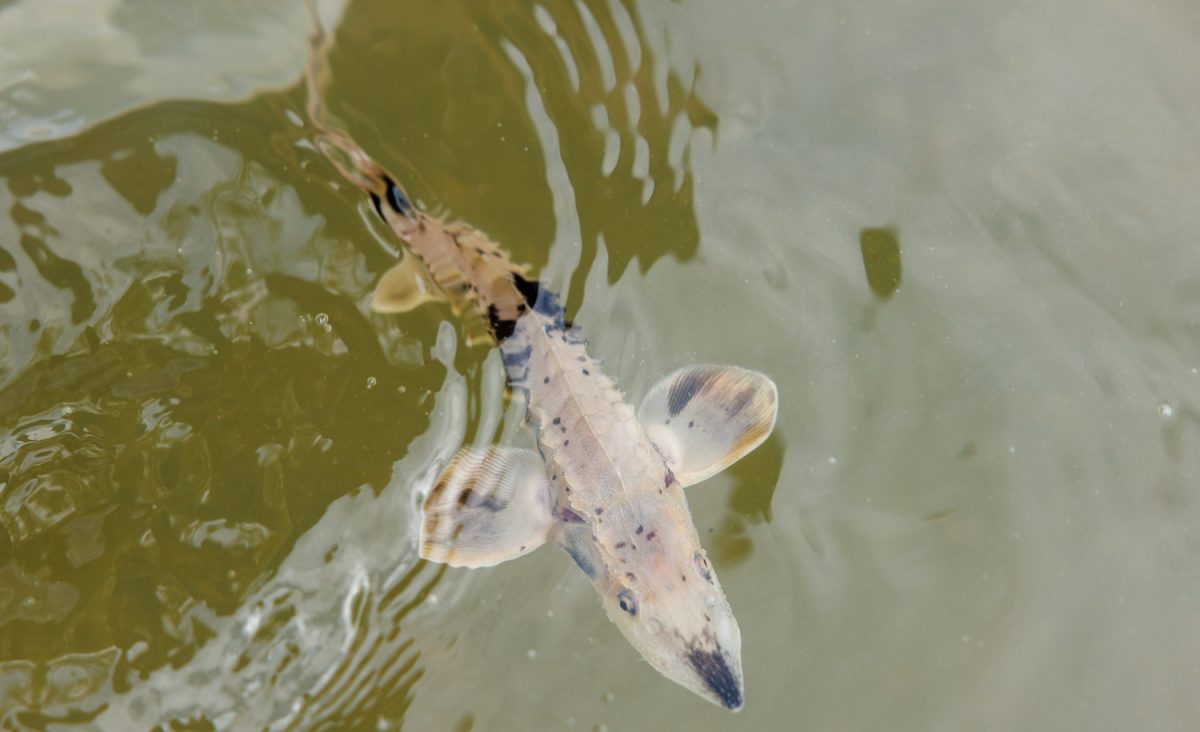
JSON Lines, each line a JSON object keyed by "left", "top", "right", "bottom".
{"left": 558, "top": 525, "right": 602, "bottom": 579}
{"left": 638, "top": 365, "right": 778, "bottom": 487}
{"left": 370, "top": 252, "right": 444, "bottom": 314}
{"left": 421, "top": 446, "right": 554, "bottom": 568}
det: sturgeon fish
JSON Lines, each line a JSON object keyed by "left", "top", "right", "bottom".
{"left": 304, "top": 36, "right": 777, "bottom": 712}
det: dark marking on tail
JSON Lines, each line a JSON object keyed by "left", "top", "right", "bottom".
{"left": 369, "top": 192, "right": 385, "bottom": 221}
{"left": 382, "top": 175, "right": 413, "bottom": 215}
{"left": 470, "top": 266, "right": 568, "bottom": 346}
{"left": 501, "top": 342, "right": 533, "bottom": 383}
{"left": 513, "top": 273, "right": 566, "bottom": 322}
{"left": 512, "top": 273, "right": 541, "bottom": 307}
{"left": 487, "top": 304, "right": 517, "bottom": 342}
{"left": 501, "top": 344, "right": 533, "bottom": 369}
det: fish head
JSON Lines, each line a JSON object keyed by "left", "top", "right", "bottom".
{"left": 593, "top": 501, "right": 744, "bottom": 710}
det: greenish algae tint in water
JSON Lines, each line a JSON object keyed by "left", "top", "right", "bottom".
{"left": 3, "top": 0, "right": 1200, "bottom": 730}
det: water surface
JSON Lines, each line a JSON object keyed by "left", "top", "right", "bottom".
{"left": 2, "top": 0, "right": 1199, "bottom": 730}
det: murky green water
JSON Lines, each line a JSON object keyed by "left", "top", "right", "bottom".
{"left": 3, "top": 0, "right": 1200, "bottom": 729}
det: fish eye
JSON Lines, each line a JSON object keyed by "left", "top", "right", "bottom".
{"left": 616, "top": 589, "right": 638, "bottom": 617}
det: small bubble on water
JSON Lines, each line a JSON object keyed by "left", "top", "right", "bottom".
{"left": 602, "top": 692, "right": 615, "bottom": 703}
{"left": 1008, "top": 446, "right": 1016, "bottom": 454}
{"left": 315, "top": 312, "right": 329, "bottom": 326}
{"left": 366, "top": 376, "right": 377, "bottom": 389}
{"left": 527, "top": 649, "right": 537, "bottom": 659}
{"left": 1158, "top": 402, "right": 1174, "bottom": 418}
{"left": 398, "top": 385, "right": 407, "bottom": 394}
{"left": 827, "top": 456, "right": 838, "bottom": 465}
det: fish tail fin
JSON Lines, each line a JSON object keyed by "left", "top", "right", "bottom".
{"left": 366, "top": 205, "right": 536, "bottom": 342}
{"left": 303, "top": 5, "right": 398, "bottom": 213}
{"left": 304, "top": 5, "right": 535, "bottom": 342}
{"left": 316, "top": 127, "right": 535, "bottom": 342}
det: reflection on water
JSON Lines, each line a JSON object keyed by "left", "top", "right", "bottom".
{"left": 3, "top": 0, "right": 1200, "bottom": 729}
{"left": 0, "top": 0, "right": 349, "bottom": 153}
{"left": 0, "top": 86, "right": 457, "bottom": 725}
{"left": 94, "top": 322, "right": 462, "bottom": 731}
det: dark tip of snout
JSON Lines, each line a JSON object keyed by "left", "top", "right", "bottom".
{"left": 687, "top": 648, "right": 744, "bottom": 710}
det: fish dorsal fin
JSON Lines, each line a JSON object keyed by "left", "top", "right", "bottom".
{"left": 421, "top": 446, "right": 554, "bottom": 567}
{"left": 638, "top": 365, "right": 778, "bottom": 487}
{"left": 371, "top": 252, "right": 443, "bottom": 314}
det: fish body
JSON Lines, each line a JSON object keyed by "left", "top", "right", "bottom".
{"left": 496, "top": 302, "right": 749, "bottom": 709}
{"left": 312, "top": 128, "right": 776, "bottom": 710}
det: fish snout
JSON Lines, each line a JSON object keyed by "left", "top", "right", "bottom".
{"left": 687, "top": 646, "right": 744, "bottom": 710}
